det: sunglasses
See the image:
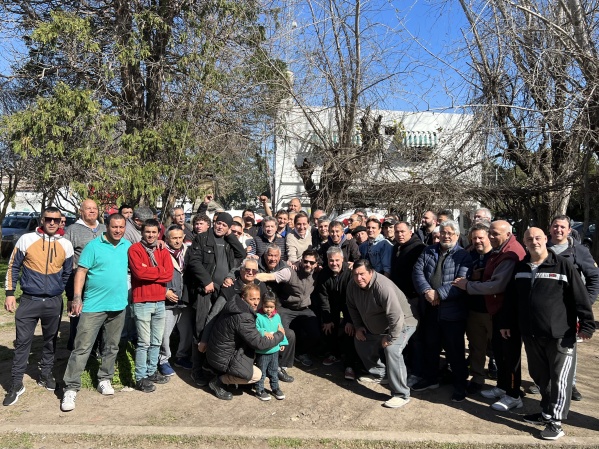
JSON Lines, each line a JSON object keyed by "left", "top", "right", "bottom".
{"left": 242, "top": 268, "right": 258, "bottom": 274}
{"left": 43, "top": 217, "right": 62, "bottom": 224}
{"left": 302, "top": 259, "right": 317, "bottom": 265}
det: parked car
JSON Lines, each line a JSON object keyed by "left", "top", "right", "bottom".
{"left": 571, "top": 221, "right": 595, "bottom": 249}
{"left": 1, "top": 216, "right": 39, "bottom": 258}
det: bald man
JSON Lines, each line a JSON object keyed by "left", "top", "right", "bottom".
{"left": 501, "top": 228, "right": 594, "bottom": 440}
{"left": 287, "top": 198, "right": 302, "bottom": 213}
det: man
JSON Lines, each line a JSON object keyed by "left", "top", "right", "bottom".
{"left": 257, "top": 247, "right": 320, "bottom": 367}
{"left": 452, "top": 223, "right": 494, "bottom": 395}
{"left": 312, "top": 216, "right": 330, "bottom": 253}
{"left": 119, "top": 204, "right": 134, "bottom": 220}
{"left": 359, "top": 217, "right": 393, "bottom": 277}
{"left": 354, "top": 209, "right": 367, "bottom": 227}
{"left": 310, "top": 209, "right": 326, "bottom": 228}
{"left": 60, "top": 214, "right": 131, "bottom": 412}
{"left": 416, "top": 210, "right": 437, "bottom": 245}
{"left": 547, "top": 215, "right": 599, "bottom": 401}
{"left": 352, "top": 226, "right": 368, "bottom": 245}
{"left": 241, "top": 209, "right": 259, "bottom": 238}
{"left": 345, "top": 214, "right": 362, "bottom": 235}
{"left": 453, "top": 220, "right": 526, "bottom": 408}
{"left": 185, "top": 212, "right": 245, "bottom": 383}
{"left": 501, "top": 228, "right": 594, "bottom": 440}
{"left": 318, "top": 220, "right": 361, "bottom": 264}
{"left": 59, "top": 214, "right": 67, "bottom": 230}
{"left": 286, "top": 211, "right": 312, "bottom": 263}
{"left": 124, "top": 206, "right": 154, "bottom": 244}
{"left": 128, "top": 219, "right": 174, "bottom": 393}
{"left": 314, "top": 247, "right": 359, "bottom": 380}
{"left": 382, "top": 220, "right": 396, "bottom": 241}
{"left": 158, "top": 226, "right": 193, "bottom": 376}
{"left": 473, "top": 208, "right": 492, "bottom": 224}
{"left": 170, "top": 206, "right": 194, "bottom": 243}
{"left": 389, "top": 221, "right": 426, "bottom": 386}
{"left": 64, "top": 199, "right": 107, "bottom": 351}
{"left": 230, "top": 221, "right": 256, "bottom": 257}
{"left": 412, "top": 220, "right": 472, "bottom": 401}
{"left": 192, "top": 214, "right": 211, "bottom": 236}
{"left": 287, "top": 197, "right": 302, "bottom": 213}
{"left": 3, "top": 207, "right": 74, "bottom": 406}
{"left": 254, "top": 216, "right": 287, "bottom": 259}
{"left": 347, "top": 260, "right": 418, "bottom": 409}
{"left": 275, "top": 210, "right": 290, "bottom": 237}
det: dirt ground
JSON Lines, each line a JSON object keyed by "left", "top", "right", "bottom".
{"left": 0, "top": 304, "right": 598, "bottom": 449}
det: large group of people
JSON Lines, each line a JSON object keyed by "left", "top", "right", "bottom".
{"left": 2, "top": 198, "right": 596, "bottom": 441}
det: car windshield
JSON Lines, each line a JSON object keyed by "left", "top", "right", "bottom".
{"left": 1, "top": 217, "right": 31, "bottom": 229}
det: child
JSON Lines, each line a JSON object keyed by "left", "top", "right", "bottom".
{"left": 255, "top": 292, "right": 288, "bottom": 401}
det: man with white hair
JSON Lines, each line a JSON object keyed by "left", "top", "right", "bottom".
{"left": 412, "top": 220, "right": 472, "bottom": 402}
{"left": 473, "top": 208, "right": 492, "bottom": 224}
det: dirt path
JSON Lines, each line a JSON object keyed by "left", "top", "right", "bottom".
{"left": 1, "top": 305, "right": 598, "bottom": 448}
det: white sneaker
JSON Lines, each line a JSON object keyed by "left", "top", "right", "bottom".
{"left": 491, "top": 395, "right": 523, "bottom": 411}
{"left": 61, "top": 390, "right": 77, "bottom": 412}
{"left": 480, "top": 386, "right": 506, "bottom": 399}
{"left": 97, "top": 380, "right": 115, "bottom": 395}
{"left": 383, "top": 396, "right": 410, "bottom": 409}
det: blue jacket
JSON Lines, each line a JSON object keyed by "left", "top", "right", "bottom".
{"left": 412, "top": 243, "right": 472, "bottom": 321}
{"left": 359, "top": 234, "right": 393, "bottom": 274}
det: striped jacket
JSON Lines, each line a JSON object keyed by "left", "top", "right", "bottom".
{"left": 5, "top": 228, "right": 74, "bottom": 297}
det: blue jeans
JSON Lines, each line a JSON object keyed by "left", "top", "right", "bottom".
{"left": 132, "top": 301, "right": 166, "bottom": 381}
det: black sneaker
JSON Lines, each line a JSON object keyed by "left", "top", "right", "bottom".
{"left": 571, "top": 385, "right": 582, "bottom": 401}
{"left": 191, "top": 371, "right": 208, "bottom": 387}
{"left": 37, "top": 373, "right": 57, "bottom": 391}
{"left": 147, "top": 371, "right": 169, "bottom": 384}
{"left": 523, "top": 412, "right": 551, "bottom": 425}
{"left": 540, "top": 422, "right": 565, "bottom": 440}
{"left": 135, "top": 378, "right": 156, "bottom": 393}
{"left": 272, "top": 388, "right": 285, "bottom": 400}
{"left": 411, "top": 379, "right": 440, "bottom": 392}
{"left": 3, "top": 384, "right": 25, "bottom": 406}
{"left": 466, "top": 381, "right": 483, "bottom": 395}
{"left": 209, "top": 376, "right": 232, "bottom": 401}
{"left": 278, "top": 368, "right": 294, "bottom": 383}
{"left": 451, "top": 392, "right": 466, "bottom": 403}
{"left": 255, "top": 390, "right": 271, "bottom": 401}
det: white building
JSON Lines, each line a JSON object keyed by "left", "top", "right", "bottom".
{"left": 273, "top": 106, "right": 481, "bottom": 218}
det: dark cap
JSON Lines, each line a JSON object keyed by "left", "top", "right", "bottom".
{"left": 351, "top": 226, "right": 367, "bottom": 236}
{"left": 215, "top": 212, "right": 233, "bottom": 227}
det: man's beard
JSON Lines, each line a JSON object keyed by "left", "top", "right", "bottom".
{"left": 440, "top": 241, "right": 456, "bottom": 250}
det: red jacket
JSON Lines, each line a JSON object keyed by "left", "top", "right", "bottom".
{"left": 128, "top": 242, "right": 174, "bottom": 303}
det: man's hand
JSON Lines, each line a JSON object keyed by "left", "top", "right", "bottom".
{"left": 345, "top": 322, "right": 355, "bottom": 337}
{"left": 165, "top": 290, "right": 179, "bottom": 303}
{"left": 277, "top": 324, "right": 286, "bottom": 335}
{"left": 259, "top": 195, "right": 269, "bottom": 203}
{"left": 157, "top": 240, "right": 166, "bottom": 249}
{"left": 222, "top": 277, "right": 234, "bottom": 288}
{"left": 280, "top": 345, "right": 285, "bottom": 352}
{"left": 355, "top": 326, "right": 367, "bottom": 341}
{"left": 452, "top": 277, "right": 468, "bottom": 290}
{"left": 198, "top": 342, "right": 208, "bottom": 353}
{"left": 424, "top": 289, "right": 440, "bottom": 305}
{"left": 264, "top": 332, "right": 274, "bottom": 339}
{"left": 204, "top": 194, "right": 213, "bottom": 204}
{"left": 204, "top": 282, "right": 215, "bottom": 294}
{"left": 322, "top": 322, "right": 334, "bottom": 335}
{"left": 71, "top": 296, "right": 83, "bottom": 316}
{"left": 4, "top": 295, "right": 16, "bottom": 313}
{"left": 500, "top": 329, "right": 511, "bottom": 339}
{"left": 578, "top": 332, "right": 592, "bottom": 341}
{"left": 346, "top": 233, "right": 353, "bottom": 240}
{"left": 381, "top": 337, "right": 392, "bottom": 348}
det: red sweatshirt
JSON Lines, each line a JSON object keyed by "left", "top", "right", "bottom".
{"left": 128, "top": 242, "right": 174, "bottom": 303}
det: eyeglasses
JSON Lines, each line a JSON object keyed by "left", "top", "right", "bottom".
{"left": 43, "top": 217, "right": 62, "bottom": 224}
{"left": 302, "top": 260, "right": 317, "bottom": 265}
{"left": 440, "top": 231, "right": 455, "bottom": 237}
{"left": 242, "top": 268, "right": 258, "bottom": 274}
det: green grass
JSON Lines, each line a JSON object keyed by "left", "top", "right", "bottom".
{"left": 80, "top": 340, "right": 137, "bottom": 388}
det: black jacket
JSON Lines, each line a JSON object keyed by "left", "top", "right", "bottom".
{"left": 185, "top": 230, "right": 245, "bottom": 292}
{"left": 318, "top": 238, "right": 361, "bottom": 264}
{"left": 503, "top": 250, "right": 595, "bottom": 339}
{"left": 207, "top": 295, "right": 284, "bottom": 380}
{"left": 548, "top": 238, "right": 599, "bottom": 305}
{"left": 390, "top": 235, "right": 425, "bottom": 299}
{"left": 314, "top": 263, "right": 353, "bottom": 324}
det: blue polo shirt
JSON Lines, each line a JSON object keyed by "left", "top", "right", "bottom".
{"left": 78, "top": 233, "right": 132, "bottom": 312}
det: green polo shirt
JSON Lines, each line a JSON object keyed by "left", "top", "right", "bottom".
{"left": 78, "top": 233, "right": 132, "bottom": 312}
